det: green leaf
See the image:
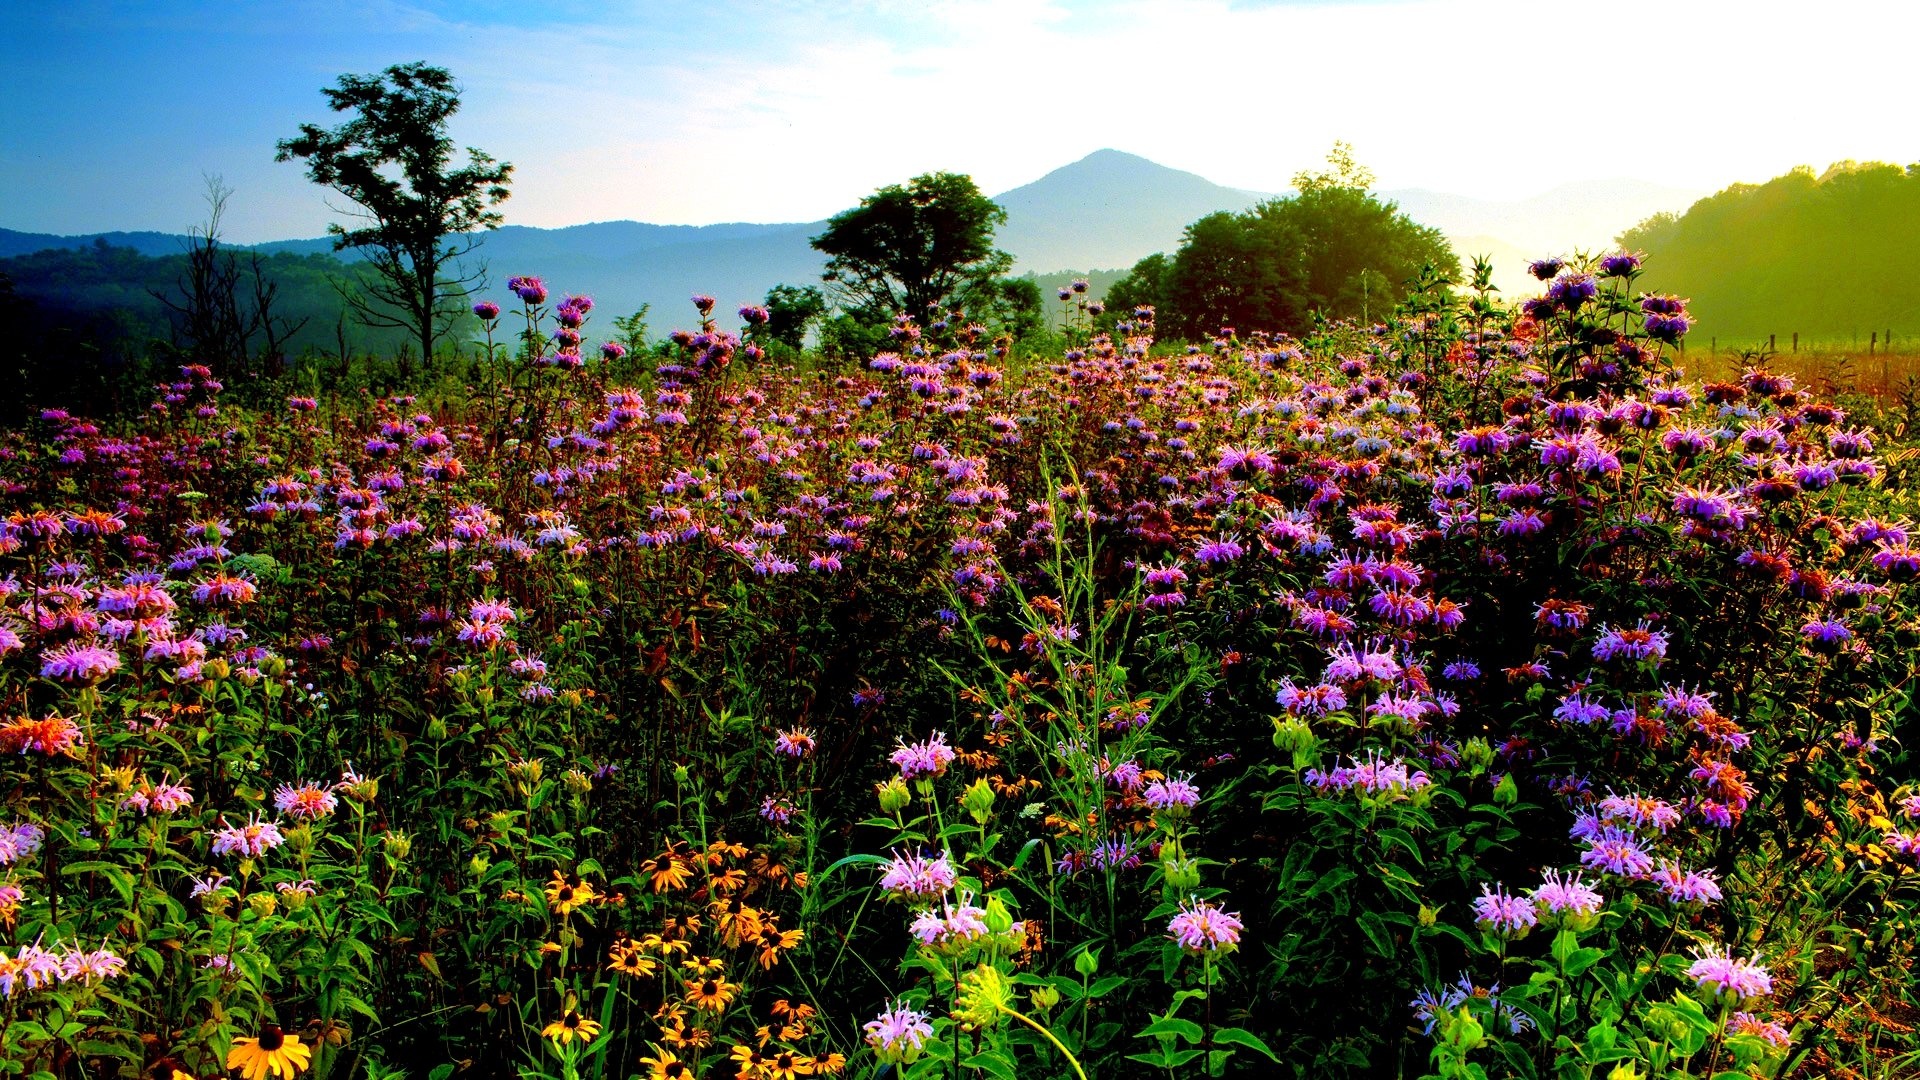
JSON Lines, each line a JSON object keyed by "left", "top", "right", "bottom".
{"left": 1136, "top": 1017, "right": 1205, "bottom": 1044}
{"left": 960, "top": 1051, "right": 1019, "bottom": 1080}
{"left": 1211, "top": 1026, "right": 1281, "bottom": 1061}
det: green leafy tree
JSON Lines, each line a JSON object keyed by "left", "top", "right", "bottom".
{"left": 811, "top": 172, "right": 1013, "bottom": 322}
{"left": 1619, "top": 159, "right": 1920, "bottom": 341}
{"left": 276, "top": 62, "right": 512, "bottom": 373}
{"left": 763, "top": 284, "right": 827, "bottom": 350}
{"left": 1158, "top": 146, "right": 1455, "bottom": 340}
{"left": 1102, "top": 252, "right": 1171, "bottom": 321}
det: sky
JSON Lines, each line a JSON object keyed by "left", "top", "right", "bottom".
{"left": 2, "top": 0, "right": 1915, "bottom": 243}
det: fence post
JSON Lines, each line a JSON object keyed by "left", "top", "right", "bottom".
{"left": 1871, "top": 332, "right": 1877, "bottom": 355}
{"left": 1769, "top": 334, "right": 1776, "bottom": 352}
{"left": 1792, "top": 332, "right": 1798, "bottom": 353}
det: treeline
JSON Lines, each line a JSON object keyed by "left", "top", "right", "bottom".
{"left": 0, "top": 239, "right": 470, "bottom": 420}
{"left": 1619, "top": 160, "right": 1920, "bottom": 344}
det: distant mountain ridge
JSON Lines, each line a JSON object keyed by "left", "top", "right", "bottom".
{"left": 0, "top": 150, "right": 1704, "bottom": 323}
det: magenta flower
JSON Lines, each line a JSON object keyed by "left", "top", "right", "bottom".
{"left": 1688, "top": 945, "right": 1772, "bottom": 1004}
{"left": 890, "top": 732, "right": 955, "bottom": 779}
{"left": 1167, "top": 898, "right": 1244, "bottom": 952}
{"left": 210, "top": 815, "right": 286, "bottom": 858}
{"left": 865, "top": 1003, "right": 936, "bottom": 1063}
{"left": 1144, "top": 775, "right": 1201, "bottom": 813}
{"left": 1531, "top": 869, "right": 1604, "bottom": 924}
{"left": 879, "top": 850, "right": 958, "bottom": 899}
{"left": 1652, "top": 860, "right": 1722, "bottom": 905}
{"left": 1472, "top": 883, "right": 1538, "bottom": 938}
{"left": 39, "top": 642, "right": 120, "bottom": 683}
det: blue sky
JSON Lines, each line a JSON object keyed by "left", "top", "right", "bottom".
{"left": 3, "top": 0, "right": 1913, "bottom": 241}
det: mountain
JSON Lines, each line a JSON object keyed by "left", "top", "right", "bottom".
{"left": 994, "top": 149, "right": 1268, "bottom": 273}
{"left": 1, "top": 151, "right": 1704, "bottom": 327}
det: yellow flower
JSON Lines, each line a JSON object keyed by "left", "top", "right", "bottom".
{"left": 544, "top": 870, "right": 598, "bottom": 916}
{"left": 640, "top": 1047, "right": 697, "bottom": 1079}
{"left": 684, "top": 975, "right": 739, "bottom": 1013}
{"left": 679, "top": 954, "right": 726, "bottom": 977}
{"left": 609, "top": 940, "right": 658, "bottom": 977}
{"left": 648, "top": 848, "right": 694, "bottom": 893}
{"left": 729, "top": 1043, "right": 768, "bottom": 1075}
{"left": 226, "top": 1026, "right": 313, "bottom": 1080}
{"left": 763, "top": 1051, "right": 814, "bottom": 1080}
{"left": 541, "top": 1009, "right": 603, "bottom": 1046}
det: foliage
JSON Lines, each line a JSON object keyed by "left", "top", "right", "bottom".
{"left": 0, "top": 250, "right": 1916, "bottom": 1080}
{"left": 1619, "top": 159, "right": 1920, "bottom": 342}
{"left": 275, "top": 62, "right": 513, "bottom": 375}
{"left": 762, "top": 284, "right": 827, "bottom": 351}
{"left": 810, "top": 172, "right": 1014, "bottom": 324}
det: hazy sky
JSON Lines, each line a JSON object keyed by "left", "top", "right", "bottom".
{"left": 3, "top": 0, "right": 1913, "bottom": 242}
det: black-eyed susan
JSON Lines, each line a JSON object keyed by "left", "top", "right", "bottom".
{"left": 729, "top": 1043, "right": 769, "bottom": 1075}
{"left": 540, "top": 1007, "right": 602, "bottom": 1046}
{"left": 710, "top": 897, "right": 762, "bottom": 947}
{"left": 708, "top": 866, "right": 747, "bottom": 894}
{"left": 706, "top": 839, "right": 748, "bottom": 864}
{"left": 679, "top": 954, "right": 726, "bottom": 977}
{"left": 755, "top": 920, "right": 804, "bottom": 969}
{"left": 763, "top": 1050, "right": 814, "bottom": 1080}
{"left": 644, "top": 931, "right": 693, "bottom": 958}
{"left": 684, "top": 974, "right": 739, "bottom": 1013}
{"left": 544, "top": 870, "right": 598, "bottom": 916}
{"left": 608, "top": 940, "right": 658, "bottom": 977}
{"left": 647, "top": 848, "right": 693, "bottom": 893}
{"left": 639, "top": 1047, "right": 696, "bottom": 1079}
{"left": 226, "top": 1025, "right": 313, "bottom": 1080}
{"left": 661, "top": 913, "right": 702, "bottom": 940}
{"left": 812, "top": 1052, "right": 846, "bottom": 1075}
{"left": 659, "top": 1020, "right": 713, "bottom": 1049}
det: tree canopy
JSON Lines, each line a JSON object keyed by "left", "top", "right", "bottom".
{"left": 1618, "top": 160, "right": 1920, "bottom": 342}
{"left": 1112, "top": 148, "right": 1456, "bottom": 341}
{"left": 276, "top": 62, "right": 511, "bottom": 371}
{"left": 810, "top": 172, "right": 1013, "bottom": 321}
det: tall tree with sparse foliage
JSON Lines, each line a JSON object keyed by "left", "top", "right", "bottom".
{"left": 276, "top": 62, "right": 512, "bottom": 372}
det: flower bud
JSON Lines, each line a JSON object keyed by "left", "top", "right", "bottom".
{"left": 1492, "top": 772, "right": 1518, "bottom": 807}
{"left": 983, "top": 896, "right": 1014, "bottom": 935}
{"left": 877, "top": 777, "right": 912, "bottom": 814}
{"left": 247, "top": 892, "right": 278, "bottom": 918}
{"left": 961, "top": 778, "right": 996, "bottom": 824}
{"left": 1030, "top": 985, "right": 1061, "bottom": 1012}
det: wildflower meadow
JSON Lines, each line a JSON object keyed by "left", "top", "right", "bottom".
{"left": 2, "top": 255, "right": 1917, "bottom": 1080}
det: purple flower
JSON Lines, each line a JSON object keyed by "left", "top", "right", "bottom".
{"left": 1652, "top": 860, "right": 1722, "bottom": 905}
{"left": 879, "top": 850, "right": 958, "bottom": 899}
{"left": 865, "top": 1003, "right": 936, "bottom": 1063}
{"left": 210, "top": 815, "right": 285, "bottom": 858}
{"left": 1194, "top": 537, "right": 1245, "bottom": 565}
{"left": 1143, "top": 775, "right": 1201, "bottom": 814}
{"left": 39, "top": 642, "right": 120, "bottom": 684}
{"left": 1591, "top": 622, "right": 1669, "bottom": 666}
{"left": 1472, "top": 883, "right": 1538, "bottom": 938}
{"left": 472, "top": 300, "right": 501, "bottom": 320}
{"left": 1167, "top": 898, "right": 1243, "bottom": 952}
{"left": 0, "top": 822, "right": 45, "bottom": 866}
{"left": 1531, "top": 869, "right": 1603, "bottom": 924}
{"left": 1580, "top": 826, "right": 1654, "bottom": 877}
{"left": 1600, "top": 252, "right": 1642, "bottom": 277}
{"left": 1688, "top": 945, "right": 1772, "bottom": 1004}
{"left": 1800, "top": 619, "right": 1851, "bottom": 653}
{"left": 890, "top": 732, "right": 955, "bottom": 779}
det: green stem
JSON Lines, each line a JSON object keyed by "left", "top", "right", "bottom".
{"left": 997, "top": 1005, "right": 1088, "bottom": 1080}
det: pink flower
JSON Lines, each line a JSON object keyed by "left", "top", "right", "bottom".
{"left": 1167, "top": 898, "right": 1244, "bottom": 952}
